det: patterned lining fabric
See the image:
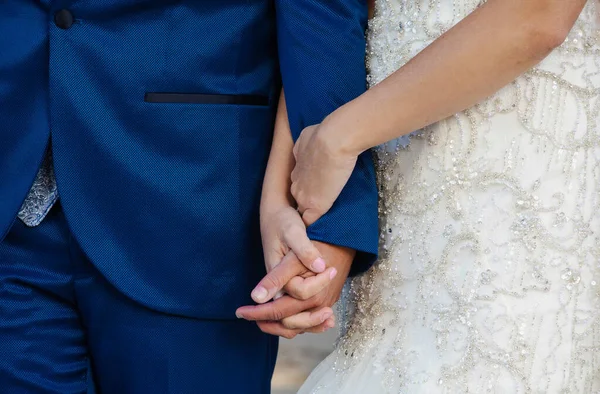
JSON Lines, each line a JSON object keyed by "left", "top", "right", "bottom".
{"left": 18, "top": 150, "right": 58, "bottom": 227}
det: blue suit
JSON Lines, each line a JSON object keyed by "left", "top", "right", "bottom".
{"left": 0, "top": 1, "right": 378, "bottom": 392}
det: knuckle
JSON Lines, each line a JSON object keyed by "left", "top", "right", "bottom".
{"left": 290, "top": 182, "right": 299, "bottom": 197}
{"left": 302, "top": 197, "right": 314, "bottom": 210}
{"left": 294, "top": 191, "right": 307, "bottom": 206}
{"left": 271, "top": 308, "right": 285, "bottom": 322}
{"left": 302, "top": 195, "right": 318, "bottom": 210}
{"left": 296, "top": 287, "right": 311, "bottom": 301}
{"left": 283, "top": 283, "right": 297, "bottom": 298}
{"left": 263, "top": 276, "right": 281, "bottom": 291}
{"left": 284, "top": 332, "right": 297, "bottom": 340}
{"left": 281, "top": 319, "right": 297, "bottom": 330}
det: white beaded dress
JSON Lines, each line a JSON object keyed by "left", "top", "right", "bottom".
{"left": 299, "top": 1, "right": 600, "bottom": 393}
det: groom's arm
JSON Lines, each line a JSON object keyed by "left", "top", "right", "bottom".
{"left": 276, "top": 0, "right": 378, "bottom": 275}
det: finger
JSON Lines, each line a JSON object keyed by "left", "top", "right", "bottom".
{"left": 263, "top": 238, "right": 288, "bottom": 270}
{"left": 301, "top": 208, "right": 324, "bottom": 227}
{"left": 289, "top": 180, "right": 305, "bottom": 214}
{"left": 304, "top": 316, "right": 336, "bottom": 334}
{"left": 290, "top": 168, "right": 300, "bottom": 187}
{"left": 256, "top": 321, "right": 301, "bottom": 340}
{"left": 281, "top": 307, "right": 333, "bottom": 330}
{"left": 282, "top": 226, "right": 326, "bottom": 273}
{"left": 284, "top": 267, "right": 338, "bottom": 301}
{"left": 236, "top": 294, "right": 312, "bottom": 321}
{"left": 250, "top": 253, "right": 305, "bottom": 304}
{"left": 263, "top": 247, "right": 285, "bottom": 273}
{"left": 256, "top": 317, "right": 335, "bottom": 338}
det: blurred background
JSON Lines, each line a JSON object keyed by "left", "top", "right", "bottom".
{"left": 271, "top": 329, "right": 337, "bottom": 394}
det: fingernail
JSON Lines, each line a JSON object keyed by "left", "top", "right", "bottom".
{"left": 329, "top": 268, "right": 338, "bottom": 280}
{"left": 251, "top": 286, "right": 268, "bottom": 302}
{"left": 235, "top": 311, "right": 243, "bottom": 319}
{"left": 311, "top": 258, "right": 326, "bottom": 273}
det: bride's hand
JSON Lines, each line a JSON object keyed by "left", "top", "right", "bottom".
{"left": 291, "top": 123, "right": 359, "bottom": 225}
{"left": 255, "top": 205, "right": 337, "bottom": 304}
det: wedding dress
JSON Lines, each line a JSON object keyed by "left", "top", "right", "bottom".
{"left": 299, "top": 1, "right": 600, "bottom": 392}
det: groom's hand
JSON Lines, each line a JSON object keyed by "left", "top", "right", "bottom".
{"left": 255, "top": 205, "right": 339, "bottom": 304}
{"left": 236, "top": 242, "right": 354, "bottom": 339}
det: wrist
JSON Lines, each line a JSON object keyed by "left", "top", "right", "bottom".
{"left": 260, "top": 194, "right": 294, "bottom": 219}
{"left": 321, "top": 102, "right": 369, "bottom": 157}
{"left": 260, "top": 169, "right": 296, "bottom": 216}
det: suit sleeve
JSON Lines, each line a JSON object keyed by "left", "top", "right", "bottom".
{"left": 276, "top": 0, "right": 378, "bottom": 276}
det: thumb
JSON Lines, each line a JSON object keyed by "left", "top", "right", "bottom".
{"left": 282, "top": 226, "right": 326, "bottom": 274}
{"left": 251, "top": 252, "right": 305, "bottom": 304}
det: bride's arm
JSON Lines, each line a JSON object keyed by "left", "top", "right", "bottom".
{"left": 290, "top": 0, "right": 586, "bottom": 224}
{"left": 327, "top": 0, "right": 586, "bottom": 154}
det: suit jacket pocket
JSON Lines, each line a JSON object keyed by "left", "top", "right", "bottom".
{"left": 144, "top": 92, "right": 269, "bottom": 106}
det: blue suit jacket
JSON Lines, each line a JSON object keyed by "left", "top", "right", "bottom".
{"left": 0, "top": 0, "right": 378, "bottom": 319}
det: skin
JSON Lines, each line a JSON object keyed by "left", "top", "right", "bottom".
{"left": 238, "top": 0, "right": 589, "bottom": 336}
{"left": 237, "top": 1, "right": 379, "bottom": 336}
{"left": 235, "top": 93, "right": 355, "bottom": 339}
{"left": 238, "top": 240, "right": 354, "bottom": 339}
{"left": 290, "top": 0, "right": 588, "bottom": 223}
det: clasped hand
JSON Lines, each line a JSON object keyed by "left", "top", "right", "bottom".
{"left": 236, "top": 204, "right": 354, "bottom": 338}
{"left": 236, "top": 123, "right": 360, "bottom": 338}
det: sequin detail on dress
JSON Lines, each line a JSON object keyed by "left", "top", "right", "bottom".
{"left": 300, "top": 1, "right": 600, "bottom": 393}
{"left": 18, "top": 151, "right": 58, "bottom": 227}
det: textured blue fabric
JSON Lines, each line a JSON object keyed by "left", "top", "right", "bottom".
{"left": 0, "top": 0, "right": 378, "bottom": 320}
{"left": 0, "top": 204, "right": 277, "bottom": 393}
{"left": 276, "top": 0, "right": 379, "bottom": 276}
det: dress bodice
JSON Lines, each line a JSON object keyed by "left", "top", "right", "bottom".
{"left": 368, "top": 0, "right": 600, "bottom": 150}
{"left": 300, "top": 2, "right": 600, "bottom": 393}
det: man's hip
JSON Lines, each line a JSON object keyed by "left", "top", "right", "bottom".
{"left": 0, "top": 203, "right": 278, "bottom": 393}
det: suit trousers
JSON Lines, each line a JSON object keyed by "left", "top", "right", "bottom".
{"left": 0, "top": 203, "right": 277, "bottom": 394}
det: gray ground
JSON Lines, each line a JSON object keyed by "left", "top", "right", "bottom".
{"left": 271, "top": 330, "right": 337, "bottom": 394}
